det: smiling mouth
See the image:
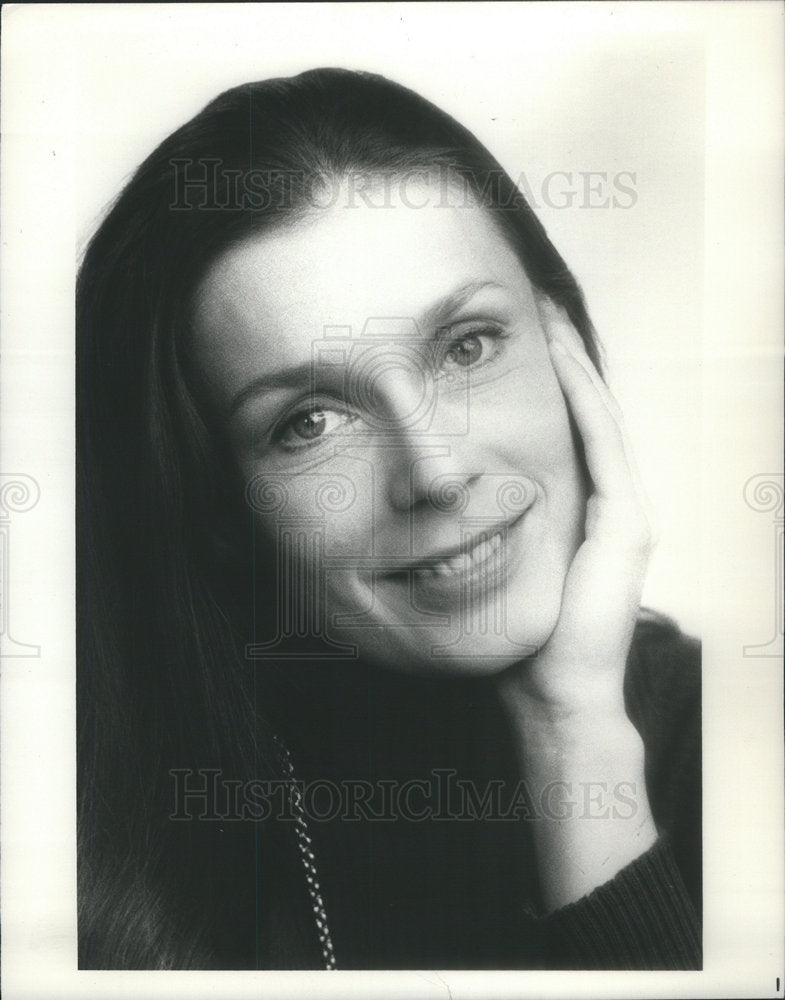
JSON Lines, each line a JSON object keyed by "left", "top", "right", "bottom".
{"left": 408, "top": 530, "right": 503, "bottom": 579}
{"left": 382, "top": 510, "right": 527, "bottom": 589}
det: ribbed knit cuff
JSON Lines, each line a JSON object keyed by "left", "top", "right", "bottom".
{"left": 519, "top": 838, "right": 702, "bottom": 970}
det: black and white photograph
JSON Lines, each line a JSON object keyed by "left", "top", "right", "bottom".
{"left": 1, "top": 3, "right": 782, "bottom": 997}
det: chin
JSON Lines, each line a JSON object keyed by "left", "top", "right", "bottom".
{"left": 331, "top": 585, "right": 563, "bottom": 679}
{"left": 324, "top": 514, "right": 576, "bottom": 678}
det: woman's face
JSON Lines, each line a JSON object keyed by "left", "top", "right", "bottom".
{"left": 192, "top": 179, "right": 586, "bottom": 676}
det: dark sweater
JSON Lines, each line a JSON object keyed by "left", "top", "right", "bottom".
{"left": 282, "top": 612, "right": 701, "bottom": 970}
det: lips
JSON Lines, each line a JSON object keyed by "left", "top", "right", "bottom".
{"left": 410, "top": 529, "right": 503, "bottom": 578}
{"left": 376, "top": 507, "right": 530, "bottom": 613}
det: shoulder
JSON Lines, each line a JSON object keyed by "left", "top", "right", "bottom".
{"left": 623, "top": 608, "right": 701, "bottom": 766}
{"left": 624, "top": 609, "right": 702, "bottom": 909}
{"left": 624, "top": 608, "right": 701, "bottom": 728}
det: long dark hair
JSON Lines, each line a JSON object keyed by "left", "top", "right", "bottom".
{"left": 77, "top": 67, "right": 599, "bottom": 969}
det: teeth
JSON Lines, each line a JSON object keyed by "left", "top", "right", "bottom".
{"left": 415, "top": 532, "right": 503, "bottom": 578}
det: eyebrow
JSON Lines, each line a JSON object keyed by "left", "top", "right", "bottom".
{"left": 228, "top": 279, "right": 508, "bottom": 418}
{"left": 229, "top": 361, "right": 316, "bottom": 417}
{"left": 421, "top": 280, "right": 506, "bottom": 331}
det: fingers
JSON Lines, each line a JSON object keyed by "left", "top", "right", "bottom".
{"left": 538, "top": 299, "right": 622, "bottom": 423}
{"left": 539, "top": 298, "right": 656, "bottom": 547}
{"left": 548, "top": 336, "right": 633, "bottom": 505}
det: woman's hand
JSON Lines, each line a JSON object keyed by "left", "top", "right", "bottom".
{"left": 497, "top": 300, "right": 659, "bottom": 911}
{"left": 525, "top": 299, "right": 657, "bottom": 717}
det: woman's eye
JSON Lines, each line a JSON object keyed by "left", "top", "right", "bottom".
{"left": 440, "top": 327, "right": 503, "bottom": 374}
{"left": 276, "top": 407, "right": 356, "bottom": 450}
{"left": 443, "top": 334, "right": 484, "bottom": 369}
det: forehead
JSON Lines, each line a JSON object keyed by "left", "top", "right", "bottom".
{"left": 190, "top": 180, "right": 534, "bottom": 404}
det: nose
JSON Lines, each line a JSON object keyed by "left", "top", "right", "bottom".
{"left": 352, "top": 343, "right": 481, "bottom": 513}
{"left": 386, "top": 439, "right": 479, "bottom": 513}
{"left": 379, "top": 382, "right": 480, "bottom": 513}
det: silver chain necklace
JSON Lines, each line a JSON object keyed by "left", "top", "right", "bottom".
{"left": 273, "top": 735, "right": 337, "bottom": 970}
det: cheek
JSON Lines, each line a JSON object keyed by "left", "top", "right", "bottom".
{"left": 246, "top": 464, "right": 374, "bottom": 560}
{"left": 486, "top": 350, "right": 575, "bottom": 470}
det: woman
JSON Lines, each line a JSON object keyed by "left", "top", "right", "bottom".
{"left": 77, "top": 67, "right": 701, "bottom": 970}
